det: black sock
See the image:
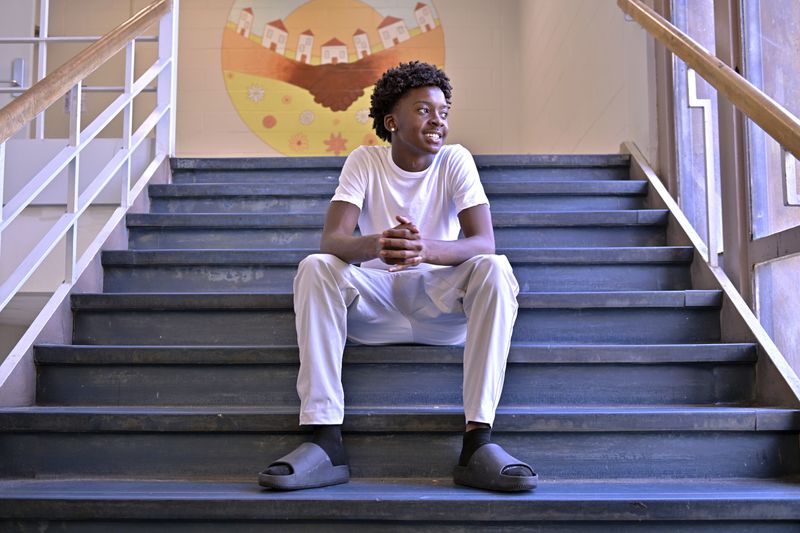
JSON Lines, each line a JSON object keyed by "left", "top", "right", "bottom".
{"left": 265, "top": 425, "right": 346, "bottom": 476}
{"left": 312, "top": 424, "right": 347, "bottom": 466}
{"left": 459, "top": 427, "right": 492, "bottom": 466}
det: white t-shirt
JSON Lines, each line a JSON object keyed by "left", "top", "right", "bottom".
{"left": 331, "top": 144, "right": 489, "bottom": 270}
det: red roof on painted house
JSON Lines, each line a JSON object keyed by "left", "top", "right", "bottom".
{"left": 353, "top": 28, "right": 367, "bottom": 36}
{"left": 322, "top": 37, "right": 346, "bottom": 47}
{"left": 267, "top": 19, "right": 287, "bottom": 32}
{"left": 301, "top": 29, "right": 314, "bottom": 36}
{"left": 415, "top": 2, "right": 428, "bottom": 10}
{"left": 378, "top": 16, "right": 404, "bottom": 29}
{"left": 242, "top": 7, "right": 253, "bottom": 14}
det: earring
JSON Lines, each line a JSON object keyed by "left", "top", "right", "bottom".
{"left": 389, "top": 127, "right": 396, "bottom": 132}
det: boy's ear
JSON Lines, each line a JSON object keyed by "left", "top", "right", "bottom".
{"left": 384, "top": 115, "right": 396, "bottom": 132}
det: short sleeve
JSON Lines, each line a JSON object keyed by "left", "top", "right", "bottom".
{"left": 447, "top": 145, "right": 489, "bottom": 213}
{"left": 331, "top": 147, "right": 368, "bottom": 209}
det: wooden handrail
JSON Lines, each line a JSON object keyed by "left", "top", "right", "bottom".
{"left": 0, "top": 0, "right": 170, "bottom": 143}
{"left": 618, "top": 0, "right": 800, "bottom": 162}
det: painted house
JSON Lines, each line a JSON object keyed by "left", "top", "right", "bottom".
{"left": 378, "top": 16, "right": 410, "bottom": 49}
{"left": 415, "top": 2, "right": 436, "bottom": 32}
{"left": 321, "top": 37, "right": 348, "bottom": 65}
{"left": 295, "top": 29, "right": 314, "bottom": 63}
{"left": 352, "top": 29, "right": 371, "bottom": 58}
{"left": 262, "top": 19, "right": 288, "bottom": 54}
{"left": 236, "top": 7, "right": 254, "bottom": 38}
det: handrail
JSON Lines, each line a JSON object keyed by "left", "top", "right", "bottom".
{"left": 618, "top": 0, "right": 800, "bottom": 162}
{"left": 0, "top": 0, "right": 170, "bottom": 143}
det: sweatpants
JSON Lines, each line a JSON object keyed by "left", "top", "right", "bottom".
{"left": 293, "top": 253, "right": 519, "bottom": 427}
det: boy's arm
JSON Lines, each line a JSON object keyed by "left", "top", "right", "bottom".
{"left": 320, "top": 201, "right": 381, "bottom": 264}
{"left": 379, "top": 203, "right": 495, "bottom": 271}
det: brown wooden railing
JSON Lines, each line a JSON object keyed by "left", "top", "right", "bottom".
{"left": 0, "top": 0, "right": 171, "bottom": 143}
{"left": 618, "top": 0, "right": 800, "bottom": 162}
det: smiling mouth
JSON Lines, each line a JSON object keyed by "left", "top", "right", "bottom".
{"left": 424, "top": 132, "right": 442, "bottom": 142}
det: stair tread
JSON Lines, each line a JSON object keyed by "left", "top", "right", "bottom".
{"left": 34, "top": 342, "right": 757, "bottom": 365}
{"left": 171, "top": 154, "right": 631, "bottom": 171}
{"left": 2, "top": 406, "right": 797, "bottom": 432}
{"left": 126, "top": 211, "right": 669, "bottom": 228}
{"left": 149, "top": 180, "right": 649, "bottom": 197}
{"left": 71, "top": 290, "right": 722, "bottom": 309}
{"left": 102, "top": 246, "right": 693, "bottom": 266}
{"left": 2, "top": 477, "right": 800, "bottom": 523}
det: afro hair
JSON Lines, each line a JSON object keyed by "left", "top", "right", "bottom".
{"left": 369, "top": 61, "right": 452, "bottom": 142}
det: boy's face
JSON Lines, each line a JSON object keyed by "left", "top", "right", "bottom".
{"left": 385, "top": 85, "right": 449, "bottom": 162}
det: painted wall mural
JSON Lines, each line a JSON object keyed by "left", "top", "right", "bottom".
{"left": 222, "top": 0, "right": 445, "bottom": 156}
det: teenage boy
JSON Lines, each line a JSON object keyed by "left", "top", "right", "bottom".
{"left": 259, "top": 61, "right": 536, "bottom": 492}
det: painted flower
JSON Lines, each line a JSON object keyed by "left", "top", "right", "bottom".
{"left": 362, "top": 133, "right": 380, "bottom": 147}
{"left": 247, "top": 84, "right": 264, "bottom": 103}
{"left": 355, "top": 109, "right": 370, "bottom": 124}
{"left": 289, "top": 133, "right": 310, "bottom": 153}
{"left": 324, "top": 132, "right": 348, "bottom": 155}
{"left": 299, "top": 110, "right": 315, "bottom": 125}
{"left": 281, "top": 94, "right": 292, "bottom": 105}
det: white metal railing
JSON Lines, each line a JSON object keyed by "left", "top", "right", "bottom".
{"left": 0, "top": 0, "right": 177, "bottom": 382}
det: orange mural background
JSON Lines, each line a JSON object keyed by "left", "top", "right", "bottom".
{"left": 222, "top": 0, "right": 445, "bottom": 156}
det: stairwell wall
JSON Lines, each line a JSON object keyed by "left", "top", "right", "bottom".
{"left": 518, "top": 0, "right": 658, "bottom": 164}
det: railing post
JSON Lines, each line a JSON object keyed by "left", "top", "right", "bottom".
{"left": 35, "top": 0, "right": 50, "bottom": 139}
{"left": 65, "top": 81, "right": 82, "bottom": 284}
{"left": 156, "top": 0, "right": 178, "bottom": 158}
{"left": 122, "top": 41, "right": 135, "bottom": 207}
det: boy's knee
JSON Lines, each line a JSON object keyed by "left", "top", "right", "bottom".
{"left": 470, "top": 254, "right": 519, "bottom": 294}
{"left": 298, "top": 253, "right": 345, "bottom": 274}
{"left": 472, "top": 254, "right": 513, "bottom": 278}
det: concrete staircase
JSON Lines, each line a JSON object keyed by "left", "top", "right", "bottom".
{"left": 2, "top": 154, "right": 800, "bottom": 531}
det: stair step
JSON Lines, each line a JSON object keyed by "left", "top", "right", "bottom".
{"left": 127, "top": 211, "right": 669, "bottom": 249}
{"left": 34, "top": 343, "right": 758, "bottom": 365}
{"left": 149, "top": 181, "right": 648, "bottom": 213}
{"left": 70, "top": 291, "right": 722, "bottom": 345}
{"left": 170, "top": 154, "right": 631, "bottom": 184}
{"left": 33, "top": 343, "right": 757, "bottom": 407}
{"left": 1, "top": 407, "right": 798, "bottom": 480}
{"left": 2, "top": 478, "right": 800, "bottom": 528}
{"left": 102, "top": 246, "right": 693, "bottom": 293}
{"left": 5, "top": 477, "right": 800, "bottom": 529}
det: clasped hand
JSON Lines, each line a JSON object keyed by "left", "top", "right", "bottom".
{"left": 378, "top": 215, "right": 425, "bottom": 272}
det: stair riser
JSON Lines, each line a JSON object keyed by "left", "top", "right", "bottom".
{"left": 128, "top": 227, "right": 666, "bottom": 250}
{"left": 170, "top": 167, "right": 630, "bottom": 184}
{"left": 36, "top": 363, "right": 754, "bottom": 407}
{"left": 102, "top": 264, "right": 692, "bottom": 293}
{"left": 2, "top": 431, "right": 796, "bottom": 480}
{"left": 72, "top": 308, "right": 720, "bottom": 345}
{"left": 150, "top": 196, "right": 645, "bottom": 214}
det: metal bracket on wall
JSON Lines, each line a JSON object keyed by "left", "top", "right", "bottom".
{"left": 0, "top": 58, "right": 26, "bottom": 98}
{"left": 782, "top": 147, "right": 800, "bottom": 207}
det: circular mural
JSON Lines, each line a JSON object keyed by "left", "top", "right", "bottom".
{"left": 222, "top": 0, "right": 445, "bottom": 156}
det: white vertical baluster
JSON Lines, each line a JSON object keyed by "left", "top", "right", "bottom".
{"left": 687, "top": 68, "right": 719, "bottom": 266}
{"left": 122, "top": 40, "right": 135, "bottom": 207}
{"left": 65, "top": 81, "right": 81, "bottom": 283}
{"left": 156, "top": 0, "right": 179, "bottom": 158}
{"left": 782, "top": 147, "right": 799, "bottom": 206}
{"left": 0, "top": 141, "right": 5, "bottom": 254}
{"left": 35, "top": 0, "right": 50, "bottom": 139}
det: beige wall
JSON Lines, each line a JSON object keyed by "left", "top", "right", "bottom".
{"left": 177, "top": 0, "right": 656, "bottom": 159}
{"left": 519, "top": 0, "right": 657, "bottom": 160}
